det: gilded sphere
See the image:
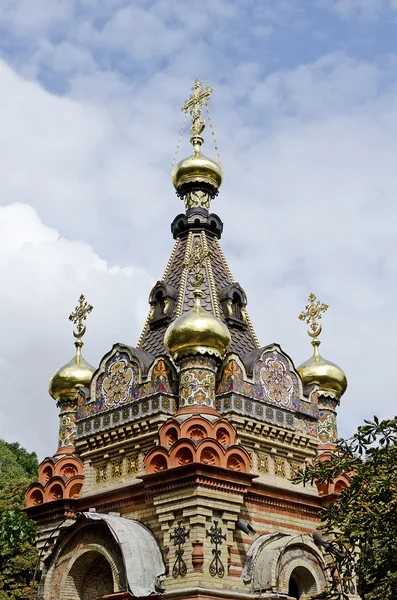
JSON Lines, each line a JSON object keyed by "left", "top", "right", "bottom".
{"left": 297, "top": 352, "right": 347, "bottom": 400}
{"left": 165, "top": 303, "right": 231, "bottom": 361}
{"left": 172, "top": 153, "right": 223, "bottom": 193}
{"left": 49, "top": 354, "right": 95, "bottom": 401}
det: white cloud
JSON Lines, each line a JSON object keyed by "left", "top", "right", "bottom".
{"left": 317, "top": 0, "right": 385, "bottom": 19}
{"left": 0, "top": 203, "right": 152, "bottom": 458}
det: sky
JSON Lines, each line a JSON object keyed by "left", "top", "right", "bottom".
{"left": 1, "top": 0, "right": 397, "bottom": 460}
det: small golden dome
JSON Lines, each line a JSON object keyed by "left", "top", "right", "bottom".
{"left": 49, "top": 351, "right": 95, "bottom": 401}
{"left": 172, "top": 152, "right": 223, "bottom": 195}
{"left": 298, "top": 345, "right": 347, "bottom": 401}
{"left": 165, "top": 291, "right": 231, "bottom": 361}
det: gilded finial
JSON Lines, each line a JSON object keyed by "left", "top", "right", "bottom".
{"left": 69, "top": 294, "right": 93, "bottom": 361}
{"left": 299, "top": 293, "right": 328, "bottom": 357}
{"left": 181, "top": 79, "right": 214, "bottom": 156}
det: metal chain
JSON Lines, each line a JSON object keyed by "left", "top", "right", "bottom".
{"left": 206, "top": 107, "right": 222, "bottom": 166}
{"left": 171, "top": 113, "right": 188, "bottom": 172}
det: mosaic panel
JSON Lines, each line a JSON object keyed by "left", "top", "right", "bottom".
{"left": 58, "top": 413, "right": 76, "bottom": 449}
{"left": 318, "top": 410, "right": 337, "bottom": 444}
{"left": 217, "top": 350, "right": 319, "bottom": 419}
{"left": 77, "top": 352, "right": 176, "bottom": 420}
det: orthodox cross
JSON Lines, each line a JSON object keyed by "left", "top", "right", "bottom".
{"left": 170, "top": 521, "right": 190, "bottom": 578}
{"left": 182, "top": 79, "right": 213, "bottom": 136}
{"left": 298, "top": 292, "right": 328, "bottom": 342}
{"left": 184, "top": 239, "right": 211, "bottom": 290}
{"left": 206, "top": 520, "right": 227, "bottom": 578}
{"left": 69, "top": 294, "right": 93, "bottom": 342}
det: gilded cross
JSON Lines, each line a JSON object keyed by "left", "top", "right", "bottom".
{"left": 182, "top": 79, "right": 213, "bottom": 137}
{"left": 298, "top": 293, "right": 328, "bottom": 340}
{"left": 184, "top": 239, "right": 210, "bottom": 290}
{"left": 182, "top": 79, "right": 213, "bottom": 116}
{"left": 69, "top": 294, "right": 93, "bottom": 340}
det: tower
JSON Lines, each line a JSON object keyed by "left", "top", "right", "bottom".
{"left": 26, "top": 81, "right": 351, "bottom": 600}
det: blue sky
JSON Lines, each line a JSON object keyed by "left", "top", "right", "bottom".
{"left": 1, "top": 0, "right": 397, "bottom": 458}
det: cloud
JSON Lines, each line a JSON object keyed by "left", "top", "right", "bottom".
{"left": 0, "top": 203, "right": 152, "bottom": 458}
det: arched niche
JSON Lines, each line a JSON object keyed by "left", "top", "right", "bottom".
{"left": 63, "top": 547, "right": 118, "bottom": 600}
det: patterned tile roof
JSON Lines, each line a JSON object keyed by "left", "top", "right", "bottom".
{"left": 137, "top": 220, "right": 260, "bottom": 359}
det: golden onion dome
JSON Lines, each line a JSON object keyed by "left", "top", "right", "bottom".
{"left": 172, "top": 152, "right": 223, "bottom": 195}
{"left": 297, "top": 343, "right": 347, "bottom": 401}
{"left": 165, "top": 290, "right": 231, "bottom": 361}
{"left": 49, "top": 349, "right": 95, "bottom": 402}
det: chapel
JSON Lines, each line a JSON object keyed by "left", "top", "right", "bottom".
{"left": 26, "top": 80, "right": 355, "bottom": 600}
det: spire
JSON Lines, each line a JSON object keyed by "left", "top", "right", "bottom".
{"left": 137, "top": 81, "right": 260, "bottom": 358}
{"left": 172, "top": 79, "right": 223, "bottom": 211}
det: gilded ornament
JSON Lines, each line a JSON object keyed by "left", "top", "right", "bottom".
{"left": 172, "top": 79, "right": 223, "bottom": 207}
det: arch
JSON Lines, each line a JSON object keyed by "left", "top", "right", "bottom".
{"left": 199, "top": 447, "right": 221, "bottom": 467}
{"left": 44, "top": 513, "right": 166, "bottom": 598}
{"left": 62, "top": 547, "right": 117, "bottom": 600}
{"left": 226, "top": 452, "right": 246, "bottom": 472}
{"left": 288, "top": 565, "right": 318, "bottom": 599}
{"left": 179, "top": 415, "right": 211, "bottom": 439}
{"left": 158, "top": 418, "right": 181, "bottom": 446}
{"left": 174, "top": 446, "right": 194, "bottom": 466}
{"left": 42, "top": 465, "right": 53, "bottom": 482}
{"left": 334, "top": 480, "right": 347, "bottom": 494}
{"left": 186, "top": 424, "right": 208, "bottom": 440}
{"left": 67, "top": 481, "right": 83, "bottom": 499}
{"left": 148, "top": 453, "right": 168, "bottom": 474}
{"left": 27, "top": 488, "right": 44, "bottom": 507}
{"left": 47, "top": 482, "right": 64, "bottom": 501}
{"left": 243, "top": 533, "right": 327, "bottom": 596}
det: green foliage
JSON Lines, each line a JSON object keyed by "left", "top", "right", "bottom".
{"left": 295, "top": 416, "right": 397, "bottom": 600}
{"left": 0, "top": 440, "right": 39, "bottom": 600}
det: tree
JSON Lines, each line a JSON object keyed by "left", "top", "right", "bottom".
{"left": 295, "top": 416, "right": 397, "bottom": 600}
{"left": 0, "top": 441, "right": 39, "bottom": 600}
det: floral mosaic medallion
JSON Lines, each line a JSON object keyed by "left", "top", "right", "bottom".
{"left": 102, "top": 357, "right": 133, "bottom": 408}
{"left": 260, "top": 357, "right": 293, "bottom": 407}
{"left": 318, "top": 411, "right": 337, "bottom": 443}
{"left": 58, "top": 414, "right": 76, "bottom": 448}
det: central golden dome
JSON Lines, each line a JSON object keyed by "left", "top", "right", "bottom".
{"left": 49, "top": 349, "right": 95, "bottom": 402}
{"left": 165, "top": 291, "right": 231, "bottom": 361}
